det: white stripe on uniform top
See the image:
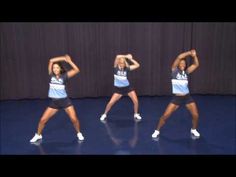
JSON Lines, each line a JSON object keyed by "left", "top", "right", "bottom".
{"left": 171, "top": 79, "right": 188, "bottom": 85}
{"left": 49, "top": 83, "right": 65, "bottom": 90}
{"left": 114, "top": 74, "right": 128, "bottom": 80}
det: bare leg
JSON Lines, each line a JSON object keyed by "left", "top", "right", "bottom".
{"left": 185, "top": 102, "right": 199, "bottom": 129}
{"left": 128, "top": 90, "right": 139, "bottom": 114}
{"left": 64, "top": 105, "right": 81, "bottom": 133}
{"left": 103, "top": 93, "right": 122, "bottom": 115}
{"left": 156, "top": 103, "right": 179, "bottom": 130}
{"left": 37, "top": 107, "right": 58, "bottom": 135}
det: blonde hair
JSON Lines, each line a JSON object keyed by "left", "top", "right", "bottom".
{"left": 115, "top": 57, "right": 129, "bottom": 68}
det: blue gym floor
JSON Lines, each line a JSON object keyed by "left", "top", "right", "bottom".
{"left": 0, "top": 95, "right": 235, "bottom": 155}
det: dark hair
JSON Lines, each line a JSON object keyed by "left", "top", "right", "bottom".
{"left": 52, "top": 62, "right": 66, "bottom": 74}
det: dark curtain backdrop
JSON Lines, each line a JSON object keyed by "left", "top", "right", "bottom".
{"left": 0, "top": 23, "right": 235, "bottom": 100}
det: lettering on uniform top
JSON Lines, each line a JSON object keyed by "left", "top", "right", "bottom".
{"left": 117, "top": 70, "right": 127, "bottom": 76}
{"left": 176, "top": 72, "right": 187, "bottom": 80}
{"left": 50, "top": 77, "right": 64, "bottom": 84}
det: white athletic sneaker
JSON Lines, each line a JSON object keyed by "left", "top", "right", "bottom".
{"left": 30, "top": 133, "right": 42, "bottom": 143}
{"left": 152, "top": 130, "right": 160, "bottom": 138}
{"left": 31, "top": 139, "right": 42, "bottom": 146}
{"left": 100, "top": 114, "right": 107, "bottom": 121}
{"left": 134, "top": 113, "right": 142, "bottom": 120}
{"left": 77, "top": 132, "right": 85, "bottom": 141}
{"left": 191, "top": 134, "right": 200, "bottom": 140}
{"left": 191, "top": 129, "right": 200, "bottom": 137}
